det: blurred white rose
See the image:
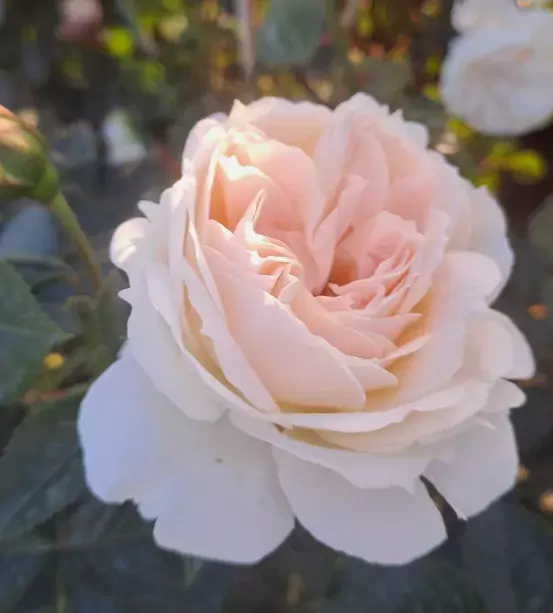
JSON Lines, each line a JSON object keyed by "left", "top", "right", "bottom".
{"left": 441, "top": 9, "right": 553, "bottom": 135}
{"left": 452, "top": 0, "right": 521, "bottom": 32}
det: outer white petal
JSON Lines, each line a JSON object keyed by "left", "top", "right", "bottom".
{"left": 274, "top": 451, "right": 446, "bottom": 565}
{"left": 110, "top": 218, "right": 150, "bottom": 273}
{"left": 79, "top": 351, "right": 294, "bottom": 564}
{"left": 464, "top": 311, "right": 515, "bottom": 381}
{"left": 482, "top": 379, "right": 526, "bottom": 414}
{"left": 467, "top": 187, "right": 513, "bottom": 302}
{"left": 487, "top": 310, "right": 535, "bottom": 380}
{"left": 463, "top": 309, "right": 534, "bottom": 382}
{"left": 424, "top": 415, "right": 518, "bottom": 518}
{"left": 110, "top": 217, "right": 152, "bottom": 304}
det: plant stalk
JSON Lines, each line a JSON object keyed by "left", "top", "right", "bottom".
{"left": 49, "top": 192, "right": 102, "bottom": 294}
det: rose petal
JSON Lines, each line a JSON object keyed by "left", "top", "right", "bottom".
{"left": 127, "top": 272, "right": 223, "bottom": 421}
{"left": 79, "top": 350, "right": 294, "bottom": 563}
{"left": 464, "top": 310, "right": 515, "bottom": 381}
{"left": 181, "top": 254, "right": 279, "bottom": 412}
{"left": 228, "top": 98, "right": 331, "bottom": 154}
{"left": 210, "top": 264, "right": 367, "bottom": 409}
{"left": 182, "top": 114, "right": 227, "bottom": 167}
{"left": 397, "top": 251, "right": 501, "bottom": 402}
{"left": 486, "top": 310, "right": 535, "bottom": 380}
{"left": 251, "top": 379, "right": 471, "bottom": 432}
{"left": 110, "top": 217, "right": 150, "bottom": 279}
{"left": 275, "top": 451, "right": 446, "bottom": 565}
{"left": 482, "top": 379, "right": 526, "bottom": 414}
{"left": 231, "top": 412, "right": 432, "bottom": 490}
{"left": 424, "top": 416, "right": 518, "bottom": 518}
{"left": 292, "top": 286, "right": 395, "bottom": 359}
{"left": 320, "top": 379, "right": 491, "bottom": 453}
{"left": 468, "top": 187, "right": 513, "bottom": 302}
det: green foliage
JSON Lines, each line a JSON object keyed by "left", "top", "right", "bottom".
{"left": 506, "top": 150, "right": 547, "bottom": 183}
{"left": 59, "top": 500, "right": 232, "bottom": 613}
{"left": 489, "top": 149, "right": 547, "bottom": 184}
{"left": 65, "top": 498, "right": 149, "bottom": 548}
{"left": 101, "top": 27, "right": 135, "bottom": 59}
{"left": 461, "top": 500, "right": 553, "bottom": 613}
{"left": 0, "top": 260, "right": 67, "bottom": 405}
{"left": 0, "top": 391, "right": 85, "bottom": 541}
{"left": 0, "top": 533, "right": 51, "bottom": 613}
{"left": 69, "top": 270, "right": 127, "bottom": 377}
{"left": 258, "top": 0, "right": 325, "bottom": 67}
{"left": 4, "top": 254, "right": 77, "bottom": 292}
{"left": 321, "top": 550, "right": 488, "bottom": 613}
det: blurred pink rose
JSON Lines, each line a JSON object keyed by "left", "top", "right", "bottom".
{"left": 57, "top": 0, "right": 102, "bottom": 41}
{"left": 80, "top": 95, "right": 534, "bottom": 565}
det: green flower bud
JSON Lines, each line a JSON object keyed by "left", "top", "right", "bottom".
{"left": 0, "top": 106, "right": 59, "bottom": 203}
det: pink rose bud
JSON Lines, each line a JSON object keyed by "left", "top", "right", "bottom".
{"left": 57, "top": 0, "right": 102, "bottom": 42}
{"left": 0, "top": 106, "right": 58, "bottom": 203}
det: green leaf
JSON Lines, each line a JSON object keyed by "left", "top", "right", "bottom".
{"left": 0, "top": 260, "right": 67, "bottom": 404}
{"left": 258, "top": 0, "right": 325, "bottom": 67}
{"left": 321, "top": 547, "right": 487, "bottom": 613}
{"left": 61, "top": 498, "right": 227, "bottom": 611}
{"left": 461, "top": 499, "right": 553, "bottom": 613}
{"left": 0, "top": 394, "right": 85, "bottom": 540}
{"left": 0, "top": 533, "right": 51, "bottom": 613}
{"left": 61, "top": 531, "right": 234, "bottom": 613}
{"left": 66, "top": 498, "right": 150, "bottom": 549}
{"left": 528, "top": 195, "right": 553, "bottom": 267}
{"left": 4, "top": 254, "right": 77, "bottom": 292}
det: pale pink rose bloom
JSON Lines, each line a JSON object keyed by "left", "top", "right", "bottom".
{"left": 79, "top": 95, "right": 534, "bottom": 565}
